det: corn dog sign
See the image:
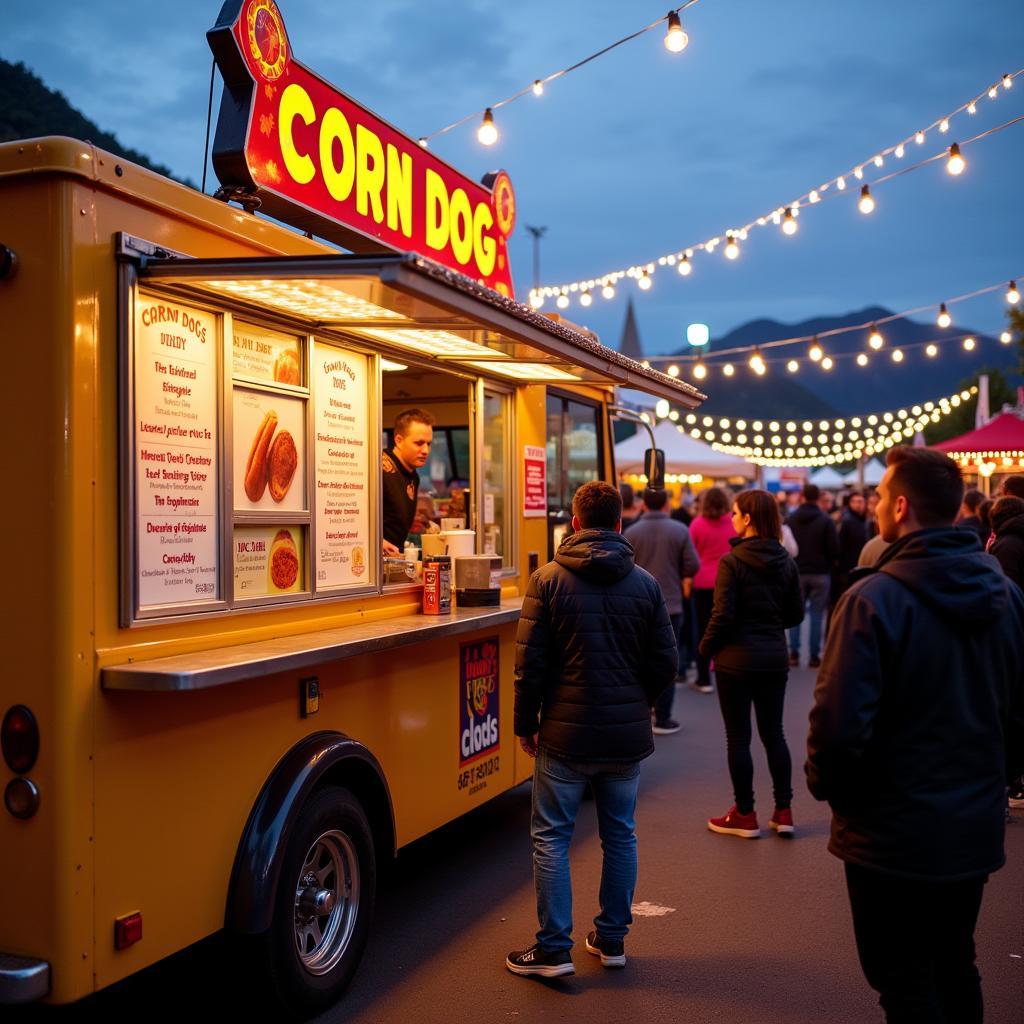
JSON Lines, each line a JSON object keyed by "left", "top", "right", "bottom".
{"left": 208, "top": 0, "right": 517, "bottom": 296}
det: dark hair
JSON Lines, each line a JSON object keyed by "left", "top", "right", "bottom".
{"left": 887, "top": 447, "right": 963, "bottom": 527}
{"left": 802, "top": 483, "right": 820, "bottom": 502}
{"left": 1002, "top": 476, "right": 1024, "bottom": 499}
{"left": 619, "top": 482, "right": 635, "bottom": 510}
{"left": 734, "top": 489, "right": 782, "bottom": 541}
{"left": 701, "top": 486, "right": 730, "bottom": 521}
{"left": 394, "top": 408, "right": 435, "bottom": 437}
{"left": 962, "top": 488, "right": 985, "bottom": 514}
{"left": 991, "top": 496, "right": 1024, "bottom": 534}
{"left": 643, "top": 487, "right": 668, "bottom": 511}
{"left": 978, "top": 498, "right": 994, "bottom": 531}
{"left": 573, "top": 480, "right": 622, "bottom": 529}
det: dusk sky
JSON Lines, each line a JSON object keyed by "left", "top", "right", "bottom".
{"left": 6, "top": 0, "right": 1023, "bottom": 355}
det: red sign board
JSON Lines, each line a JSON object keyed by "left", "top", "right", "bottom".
{"left": 208, "top": 0, "right": 516, "bottom": 296}
{"left": 523, "top": 445, "right": 547, "bottom": 518}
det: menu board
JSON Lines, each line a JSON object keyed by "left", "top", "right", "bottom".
{"left": 232, "top": 389, "right": 306, "bottom": 512}
{"left": 313, "top": 342, "right": 371, "bottom": 588}
{"left": 232, "top": 322, "right": 303, "bottom": 385}
{"left": 134, "top": 297, "right": 219, "bottom": 608}
{"left": 523, "top": 445, "right": 547, "bottom": 518}
{"left": 233, "top": 524, "right": 304, "bottom": 597}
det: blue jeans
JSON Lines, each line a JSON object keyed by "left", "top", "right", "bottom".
{"left": 531, "top": 748, "right": 641, "bottom": 951}
{"left": 788, "top": 573, "right": 830, "bottom": 658}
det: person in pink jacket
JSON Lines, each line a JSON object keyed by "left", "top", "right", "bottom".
{"left": 689, "top": 487, "right": 737, "bottom": 693}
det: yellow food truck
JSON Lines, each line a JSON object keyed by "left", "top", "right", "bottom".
{"left": 0, "top": 1, "right": 703, "bottom": 1014}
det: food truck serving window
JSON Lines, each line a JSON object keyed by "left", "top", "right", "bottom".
{"left": 125, "top": 287, "right": 379, "bottom": 623}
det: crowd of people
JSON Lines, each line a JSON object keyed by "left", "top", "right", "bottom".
{"left": 508, "top": 451, "right": 1024, "bottom": 1024}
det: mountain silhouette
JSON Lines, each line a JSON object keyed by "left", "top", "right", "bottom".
{"left": 0, "top": 57, "right": 193, "bottom": 186}
{"left": 682, "top": 306, "right": 1016, "bottom": 415}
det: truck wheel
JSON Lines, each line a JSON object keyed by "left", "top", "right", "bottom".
{"left": 264, "top": 786, "right": 376, "bottom": 1015}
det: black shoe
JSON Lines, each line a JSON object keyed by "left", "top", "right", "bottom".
{"left": 808, "top": 656, "right": 821, "bottom": 669}
{"left": 653, "top": 719, "right": 681, "bottom": 735}
{"left": 585, "top": 931, "right": 626, "bottom": 968}
{"left": 506, "top": 943, "right": 575, "bottom": 977}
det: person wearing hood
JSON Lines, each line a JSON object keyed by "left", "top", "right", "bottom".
{"left": 699, "top": 489, "right": 804, "bottom": 839}
{"left": 507, "top": 481, "right": 677, "bottom": 978}
{"left": 806, "top": 446, "right": 1024, "bottom": 1023}
{"left": 989, "top": 495, "right": 1024, "bottom": 591}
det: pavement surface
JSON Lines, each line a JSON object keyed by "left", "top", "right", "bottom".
{"left": 18, "top": 665, "right": 1024, "bottom": 1022}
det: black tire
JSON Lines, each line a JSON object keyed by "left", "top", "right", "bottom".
{"left": 262, "top": 785, "right": 376, "bottom": 1017}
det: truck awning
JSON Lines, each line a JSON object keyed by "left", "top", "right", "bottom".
{"left": 135, "top": 249, "right": 706, "bottom": 406}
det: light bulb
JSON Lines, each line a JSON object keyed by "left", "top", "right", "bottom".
{"left": 556, "top": 293, "right": 569, "bottom": 309}
{"left": 939, "top": 118, "right": 950, "bottom": 133}
{"left": 602, "top": 283, "right": 616, "bottom": 300}
{"left": 532, "top": 80, "right": 544, "bottom": 97}
{"left": 529, "top": 292, "right": 544, "bottom": 309}
{"left": 854, "top": 166, "right": 864, "bottom": 180}
{"left": 417, "top": 137, "right": 429, "bottom": 148}
{"left": 655, "top": 400, "right": 670, "bottom": 419}
{"left": 677, "top": 255, "right": 692, "bottom": 276}
{"left": 946, "top": 142, "right": 965, "bottom": 176}
{"left": 748, "top": 349, "right": 765, "bottom": 374}
{"left": 821, "top": 357, "right": 834, "bottom": 371}
{"left": 937, "top": 303, "right": 951, "bottom": 328}
{"left": 895, "top": 143, "right": 905, "bottom": 158}
{"left": 869, "top": 325, "right": 884, "bottom": 350}
{"left": 874, "top": 154, "right": 884, "bottom": 168}
{"left": 638, "top": 271, "right": 652, "bottom": 291}
{"left": 836, "top": 176, "right": 846, "bottom": 190}
{"left": 967, "top": 102, "right": 977, "bottom": 115}
{"left": 856, "top": 352, "right": 869, "bottom": 367}
{"left": 809, "top": 190, "right": 820, "bottom": 204}
{"left": 580, "top": 290, "right": 592, "bottom": 307}
{"left": 782, "top": 208, "right": 798, "bottom": 235}
{"left": 859, "top": 185, "right": 875, "bottom": 214}
{"left": 926, "top": 344, "right": 938, "bottom": 357}
{"left": 988, "top": 86, "right": 998, "bottom": 99}
{"left": 915, "top": 130, "right": 925, "bottom": 145}
{"left": 477, "top": 108, "right": 498, "bottom": 146}
{"left": 963, "top": 336, "right": 976, "bottom": 351}
{"left": 1001, "top": 331, "right": 1013, "bottom": 344}
{"left": 693, "top": 362, "right": 707, "bottom": 380}
{"left": 722, "top": 363, "right": 735, "bottom": 377}
{"left": 725, "top": 234, "right": 740, "bottom": 260}
{"left": 1004, "top": 73, "right": 1013, "bottom": 89}
{"left": 787, "top": 359, "right": 799, "bottom": 373}
{"left": 668, "top": 364, "right": 680, "bottom": 377}
{"left": 809, "top": 341, "right": 823, "bottom": 362}
{"left": 892, "top": 349, "right": 904, "bottom": 362}
{"left": 664, "top": 11, "right": 688, "bottom": 52}
{"left": 1007, "top": 280, "right": 1020, "bottom": 304}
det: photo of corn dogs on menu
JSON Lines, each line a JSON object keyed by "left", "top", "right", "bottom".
{"left": 232, "top": 390, "right": 305, "bottom": 511}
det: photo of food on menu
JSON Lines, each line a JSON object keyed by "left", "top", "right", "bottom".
{"left": 233, "top": 524, "right": 304, "bottom": 596}
{"left": 233, "top": 390, "right": 305, "bottom": 511}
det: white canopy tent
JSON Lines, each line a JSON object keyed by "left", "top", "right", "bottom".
{"left": 614, "top": 420, "right": 757, "bottom": 480}
{"left": 842, "top": 458, "right": 886, "bottom": 486}
{"left": 809, "top": 466, "right": 845, "bottom": 488}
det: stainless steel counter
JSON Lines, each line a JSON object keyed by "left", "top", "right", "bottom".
{"left": 102, "top": 599, "right": 522, "bottom": 692}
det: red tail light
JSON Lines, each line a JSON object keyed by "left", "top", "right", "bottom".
{"left": 2, "top": 705, "right": 39, "bottom": 774}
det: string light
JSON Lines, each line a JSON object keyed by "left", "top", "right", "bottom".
{"left": 602, "top": 283, "right": 616, "bottom": 300}
{"left": 782, "top": 207, "right": 798, "bottom": 235}
{"left": 787, "top": 359, "right": 799, "bottom": 372}
{"left": 857, "top": 353, "right": 869, "bottom": 367}
{"left": 532, "top": 80, "right": 544, "bottom": 97}
{"left": 1008, "top": 280, "right": 1021, "bottom": 304}
{"left": 536, "top": 70, "right": 1024, "bottom": 302}
{"left": 677, "top": 255, "right": 692, "bottom": 276}
{"left": 1001, "top": 331, "right": 1013, "bottom": 344}
{"left": 724, "top": 234, "right": 740, "bottom": 260}
{"left": 868, "top": 325, "right": 884, "bottom": 350}
{"left": 939, "top": 118, "right": 950, "bottom": 133}
{"left": 693, "top": 361, "right": 707, "bottom": 380}
{"left": 638, "top": 270, "right": 653, "bottom": 291}
{"left": 891, "top": 349, "right": 904, "bottom": 362}
{"left": 477, "top": 108, "right": 498, "bottom": 146}
{"left": 749, "top": 348, "right": 766, "bottom": 375}
{"left": 809, "top": 340, "right": 824, "bottom": 362}
{"left": 664, "top": 11, "right": 688, "bottom": 52}
{"left": 417, "top": 137, "right": 428, "bottom": 148}
{"left": 556, "top": 292, "right": 570, "bottom": 309}
{"left": 1004, "top": 73, "right": 1014, "bottom": 89}
{"left": 580, "top": 290, "right": 592, "bottom": 307}
{"left": 667, "top": 363, "right": 680, "bottom": 377}
{"left": 821, "top": 356, "right": 834, "bottom": 370}
{"left": 963, "top": 336, "right": 976, "bottom": 351}
{"left": 946, "top": 142, "right": 966, "bottom": 175}
{"left": 937, "top": 303, "right": 952, "bottom": 328}
{"left": 722, "top": 363, "right": 735, "bottom": 377}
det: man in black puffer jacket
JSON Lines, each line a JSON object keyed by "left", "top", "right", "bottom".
{"left": 807, "top": 447, "right": 1024, "bottom": 1023}
{"left": 506, "top": 481, "right": 677, "bottom": 978}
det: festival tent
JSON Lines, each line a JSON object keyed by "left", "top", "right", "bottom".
{"left": 809, "top": 466, "right": 845, "bottom": 488}
{"left": 842, "top": 458, "right": 887, "bottom": 486}
{"left": 931, "top": 411, "right": 1024, "bottom": 459}
{"left": 614, "top": 420, "right": 757, "bottom": 479}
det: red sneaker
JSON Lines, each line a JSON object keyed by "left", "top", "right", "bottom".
{"left": 769, "top": 807, "right": 795, "bottom": 836}
{"left": 707, "top": 805, "right": 760, "bottom": 838}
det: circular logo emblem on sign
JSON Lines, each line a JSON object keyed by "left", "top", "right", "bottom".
{"left": 491, "top": 172, "right": 516, "bottom": 238}
{"left": 246, "top": 0, "right": 289, "bottom": 81}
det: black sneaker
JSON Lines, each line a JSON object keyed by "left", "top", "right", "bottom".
{"left": 585, "top": 931, "right": 626, "bottom": 968}
{"left": 653, "top": 719, "right": 681, "bottom": 735}
{"left": 505, "top": 943, "right": 575, "bottom": 977}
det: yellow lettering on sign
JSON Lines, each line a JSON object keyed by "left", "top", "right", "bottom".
{"left": 474, "top": 203, "right": 496, "bottom": 276}
{"left": 425, "top": 169, "right": 449, "bottom": 253}
{"left": 355, "top": 124, "right": 385, "bottom": 224}
{"left": 319, "top": 106, "right": 355, "bottom": 202}
{"left": 386, "top": 144, "right": 412, "bottom": 238}
{"left": 449, "top": 188, "right": 473, "bottom": 266}
{"left": 278, "top": 83, "right": 316, "bottom": 185}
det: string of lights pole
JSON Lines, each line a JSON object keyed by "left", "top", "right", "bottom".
{"left": 418, "top": 2, "right": 702, "bottom": 147}
{"left": 640, "top": 386, "right": 980, "bottom": 468}
{"left": 530, "top": 70, "right": 1022, "bottom": 309}
{"left": 633, "top": 275, "right": 1021, "bottom": 381}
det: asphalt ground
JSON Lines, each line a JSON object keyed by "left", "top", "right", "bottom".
{"left": 18, "top": 665, "right": 1024, "bottom": 1023}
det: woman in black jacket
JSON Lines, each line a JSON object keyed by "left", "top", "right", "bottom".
{"left": 700, "top": 489, "right": 804, "bottom": 839}
{"left": 990, "top": 496, "right": 1024, "bottom": 591}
